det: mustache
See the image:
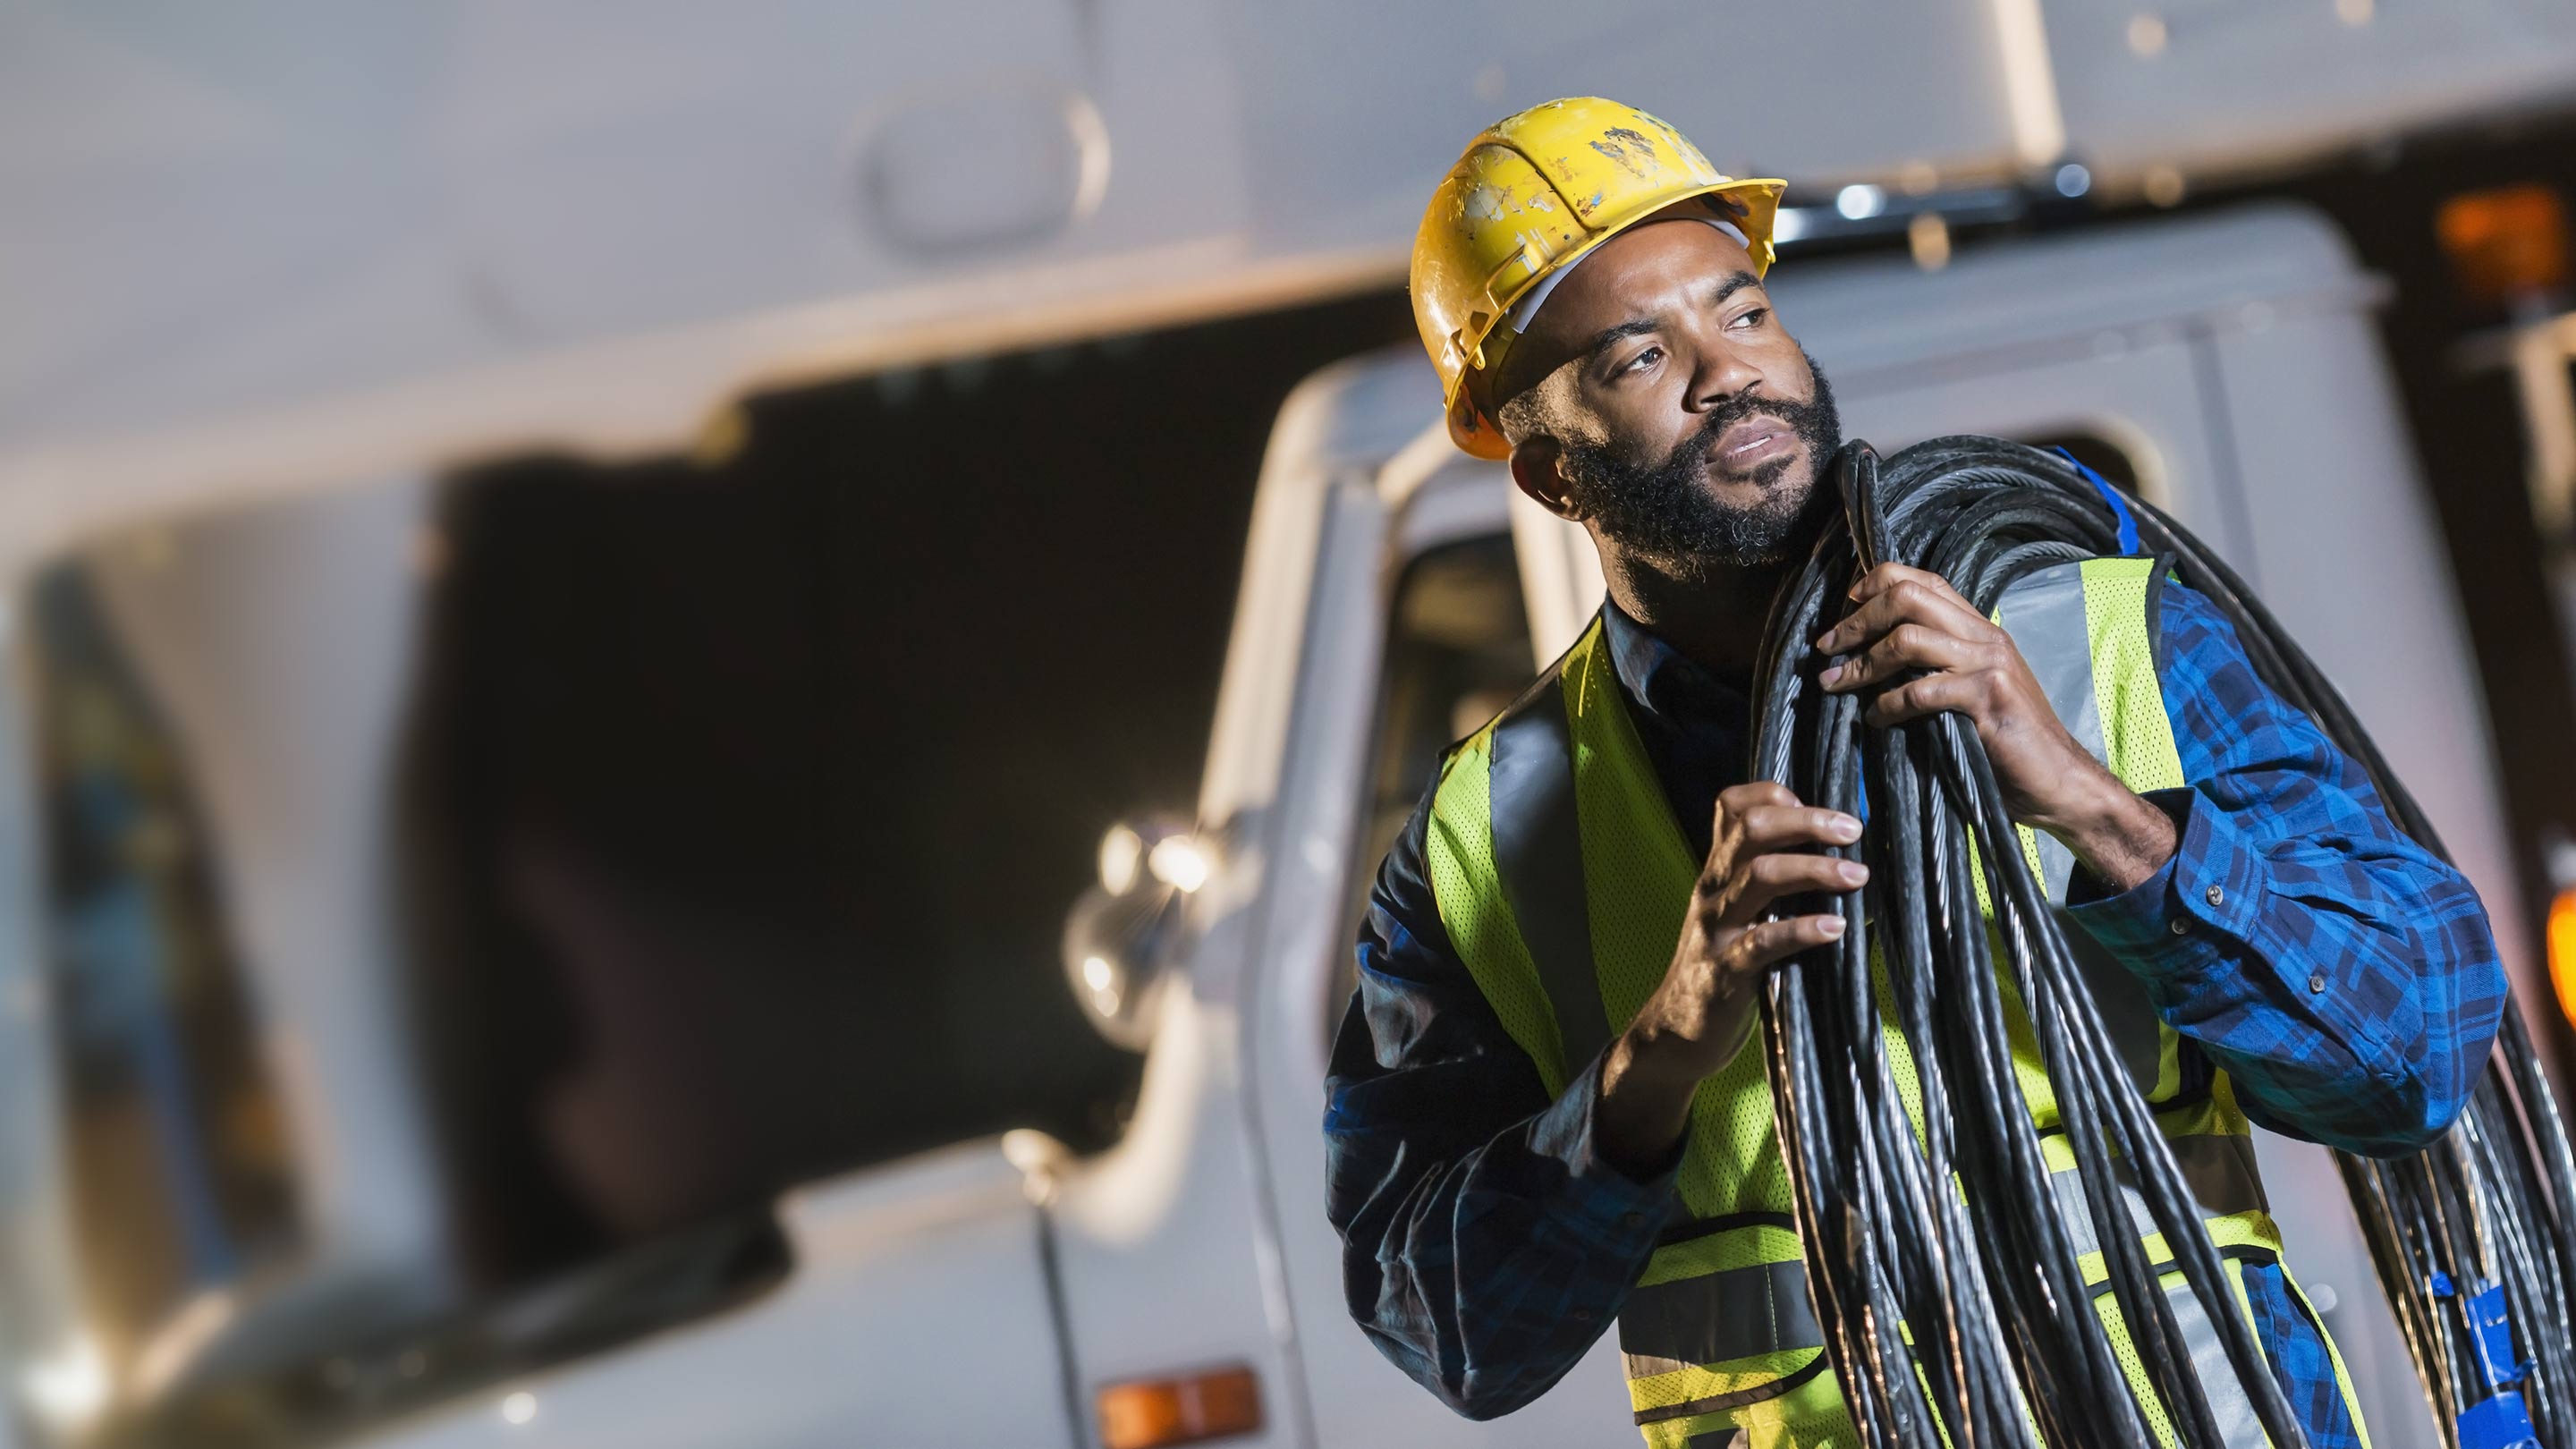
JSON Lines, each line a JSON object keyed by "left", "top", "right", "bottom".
{"left": 1667, "top": 390, "right": 1826, "bottom": 473}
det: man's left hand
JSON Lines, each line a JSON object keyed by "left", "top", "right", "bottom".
{"left": 1813, "top": 562, "right": 2178, "bottom": 892}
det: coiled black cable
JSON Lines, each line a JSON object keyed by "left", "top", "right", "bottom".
{"left": 1748, "top": 436, "right": 2576, "bottom": 1448}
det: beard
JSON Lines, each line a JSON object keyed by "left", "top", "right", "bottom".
{"left": 1555, "top": 347, "right": 1844, "bottom": 577}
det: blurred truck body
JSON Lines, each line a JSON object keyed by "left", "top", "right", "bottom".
{"left": 0, "top": 202, "right": 2540, "bottom": 1449}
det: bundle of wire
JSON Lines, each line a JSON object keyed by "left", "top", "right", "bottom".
{"left": 1745, "top": 436, "right": 2576, "bottom": 1449}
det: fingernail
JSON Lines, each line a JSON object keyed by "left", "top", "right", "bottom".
{"left": 1819, "top": 917, "right": 1846, "bottom": 937}
{"left": 1818, "top": 664, "right": 1843, "bottom": 686}
{"left": 1830, "top": 814, "right": 1862, "bottom": 840}
{"left": 1840, "top": 860, "right": 1868, "bottom": 885}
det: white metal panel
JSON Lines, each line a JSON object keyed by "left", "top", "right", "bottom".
{"left": 2049, "top": 0, "right": 2576, "bottom": 182}
{"left": 0, "top": 0, "right": 1268, "bottom": 556}
{"left": 360, "top": 1142, "right": 1073, "bottom": 1448}
{"left": 1219, "top": 0, "right": 2034, "bottom": 259}
{"left": 1046, "top": 990, "right": 1302, "bottom": 1449}
{"left": 436, "top": 0, "right": 1252, "bottom": 346}
{"left": 0, "top": 0, "right": 2021, "bottom": 470}
{"left": 1814, "top": 342, "right": 2240, "bottom": 556}
{"left": 11, "top": 2, "right": 2575, "bottom": 555}
{"left": 0, "top": 0, "right": 1255, "bottom": 444}
{"left": 1766, "top": 202, "right": 2385, "bottom": 392}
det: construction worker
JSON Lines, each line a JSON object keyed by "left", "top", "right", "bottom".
{"left": 1324, "top": 97, "right": 2507, "bottom": 1449}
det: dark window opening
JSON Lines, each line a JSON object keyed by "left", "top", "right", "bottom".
{"left": 2019, "top": 431, "right": 2143, "bottom": 496}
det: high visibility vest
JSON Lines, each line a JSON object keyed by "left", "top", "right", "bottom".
{"left": 1425, "top": 557, "right": 2369, "bottom": 1449}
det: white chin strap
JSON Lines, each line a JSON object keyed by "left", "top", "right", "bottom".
{"left": 1504, "top": 216, "right": 1749, "bottom": 336}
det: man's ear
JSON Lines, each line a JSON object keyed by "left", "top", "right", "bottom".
{"left": 1507, "top": 436, "right": 1582, "bottom": 521}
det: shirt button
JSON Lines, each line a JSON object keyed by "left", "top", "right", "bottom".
{"left": 2205, "top": 885, "right": 2224, "bottom": 908}
{"left": 1572, "top": 1308, "right": 1596, "bottom": 1324}
{"left": 2168, "top": 918, "right": 2189, "bottom": 936}
{"left": 2308, "top": 972, "right": 2328, "bottom": 995}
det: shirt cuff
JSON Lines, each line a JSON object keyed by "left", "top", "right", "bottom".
{"left": 1527, "top": 1050, "right": 1684, "bottom": 1240}
{"left": 2062, "top": 786, "right": 2267, "bottom": 996}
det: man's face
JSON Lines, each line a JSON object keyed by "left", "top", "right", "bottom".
{"left": 1496, "top": 218, "right": 1841, "bottom": 576}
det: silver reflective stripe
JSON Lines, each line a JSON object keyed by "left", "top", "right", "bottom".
{"left": 1992, "top": 561, "right": 2101, "bottom": 906}
{"left": 1488, "top": 692, "right": 1613, "bottom": 1077}
{"left": 1996, "top": 560, "right": 2165, "bottom": 1095}
{"left": 2148, "top": 1270, "right": 2270, "bottom": 1449}
{"left": 1623, "top": 1237, "right": 2268, "bottom": 1448}
{"left": 2043, "top": 1133, "right": 2269, "bottom": 1260}
{"left": 1620, "top": 1258, "right": 1824, "bottom": 1372}
{"left": 1628, "top": 1216, "right": 2269, "bottom": 1447}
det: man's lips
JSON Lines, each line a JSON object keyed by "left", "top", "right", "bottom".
{"left": 1709, "top": 417, "right": 1794, "bottom": 471}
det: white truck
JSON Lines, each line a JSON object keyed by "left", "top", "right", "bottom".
{"left": 7, "top": 5, "right": 2576, "bottom": 1447}
{"left": 0, "top": 199, "right": 2548, "bottom": 1449}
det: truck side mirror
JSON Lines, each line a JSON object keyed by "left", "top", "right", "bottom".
{"left": 1061, "top": 819, "right": 1208, "bottom": 1051}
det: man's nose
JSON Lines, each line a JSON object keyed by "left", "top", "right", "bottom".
{"left": 1682, "top": 338, "right": 1765, "bottom": 413}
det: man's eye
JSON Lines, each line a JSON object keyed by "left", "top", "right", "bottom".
{"left": 1618, "top": 346, "right": 1663, "bottom": 377}
{"left": 1731, "top": 307, "right": 1769, "bottom": 331}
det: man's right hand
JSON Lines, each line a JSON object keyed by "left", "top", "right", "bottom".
{"left": 1597, "top": 782, "right": 1866, "bottom": 1177}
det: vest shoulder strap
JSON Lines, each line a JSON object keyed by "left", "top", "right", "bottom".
{"left": 1426, "top": 616, "right": 1607, "bottom": 1096}
{"left": 1992, "top": 555, "right": 2187, "bottom": 898}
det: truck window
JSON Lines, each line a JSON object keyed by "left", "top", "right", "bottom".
{"left": 1335, "top": 532, "right": 1533, "bottom": 1031}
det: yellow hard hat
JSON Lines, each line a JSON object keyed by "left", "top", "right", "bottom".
{"left": 1411, "top": 97, "right": 1786, "bottom": 459}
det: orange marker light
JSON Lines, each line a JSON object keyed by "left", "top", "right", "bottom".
{"left": 2549, "top": 886, "right": 2576, "bottom": 1032}
{"left": 1096, "top": 1364, "right": 1262, "bottom": 1449}
{"left": 2436, "top": 184, "right": 2571, "bottom": 307}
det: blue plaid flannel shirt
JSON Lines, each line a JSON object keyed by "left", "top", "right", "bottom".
{"left": 1323, "top": 579, "right": 2506, "bottom": 1442}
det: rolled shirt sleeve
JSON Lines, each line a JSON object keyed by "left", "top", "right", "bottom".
{"left": 1325, "top": 785, "right": 1678, "bottom": 1419}
{"left": 2063, "top": 580, "right": 2507, "bottom": 1157}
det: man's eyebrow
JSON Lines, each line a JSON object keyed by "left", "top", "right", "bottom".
{"left": 1579, "top": 317, "right": 1662, "bottom": 364}
{"left": 1708, "top": 270, "right": 1761, "bottom": 307}
{"left": 1577, "top": 271, "right": 1767, "bottom": 365}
